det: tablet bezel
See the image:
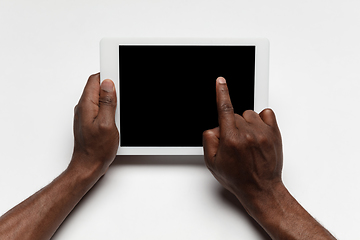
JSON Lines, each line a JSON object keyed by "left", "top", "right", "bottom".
{"left": 100, "top": 38, "right": 269, "bottom": 155}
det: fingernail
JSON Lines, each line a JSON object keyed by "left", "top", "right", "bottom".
{"left": 217, "top": 77, "right": 226, "bottom": 84}
{"left": 101, "top": 79, "right": 114, "bottom": 92}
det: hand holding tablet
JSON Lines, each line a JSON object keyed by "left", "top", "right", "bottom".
{"left": 100, "top": 38, "right": 269, "bottom": 155}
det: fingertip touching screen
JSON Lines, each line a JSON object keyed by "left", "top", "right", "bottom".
{"left": 119, "top": 45, "right": 255, "bottom": 147}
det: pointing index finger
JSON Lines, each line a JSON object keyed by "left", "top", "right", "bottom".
{"left": 216, "top": 77, "right": 237, "bottom": 136}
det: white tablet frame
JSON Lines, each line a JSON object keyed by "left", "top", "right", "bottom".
{"left": 100, "top": 38, "right": 269, "bottom": 155}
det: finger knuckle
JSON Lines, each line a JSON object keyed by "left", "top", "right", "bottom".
{"left": 242, "top": 110, "right": 257, "bottom": 120}
{"left": 225, "top": 135, "right": 239, "bottom": 149}
{"left": 243, "top": 133, "right": 257, "bottom": 146}
{"left": 73, "top": 104, "right": 82, "bottom": 118}
{"left": 74, "top": 103, "right": 81, "bottom": 112}
{"left": 219, "top": 85, "right": 229, "bottom": 93}
{"left": 202, "top": 129, "right": 213, "bottom": 138}
{"left": 257, "top": 134, "right": 270, "bottom": 146}
{"left": 99, "top": 95, "right": 114, "bottom": 106}
{"left": 98, "top": 121, "right": 113, "bottom": 132}
{"left": 243, "top": 109, "right": 256, "bottom": 116}
{"left": 219, "top": 103, "right": 234, "bottom": 113}
{"left": 242, "top": 132, "right": 273, "bottom": 150}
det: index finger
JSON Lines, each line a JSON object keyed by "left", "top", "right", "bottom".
{"left": 216, "top": 77, "right": 237, "bottom": 136}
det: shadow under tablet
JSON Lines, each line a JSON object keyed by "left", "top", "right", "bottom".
{"left": 119, "top": 45, "right": 255, "bottom": 147}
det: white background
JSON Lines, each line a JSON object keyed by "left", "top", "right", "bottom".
{"left": 0, "top": 0, "right": 359, "bottom": 239}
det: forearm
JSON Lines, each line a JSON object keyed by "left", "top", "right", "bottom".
{"left": 243, "top": 183, "right": 336, "bottom": 240}
{"left": 0, "top": 160, "right": 102, "bottom": 240}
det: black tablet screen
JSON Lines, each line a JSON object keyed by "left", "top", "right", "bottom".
{"left": 119, "top": 45, "right": 255, "bottom": 147}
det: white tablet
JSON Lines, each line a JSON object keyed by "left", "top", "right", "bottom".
{"left": 100, "top": 38, "right": 269, "bottom": 155}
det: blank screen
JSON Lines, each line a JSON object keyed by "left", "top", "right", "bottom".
{"left": 119, "top": 45, "right": 255, "bottom": 147}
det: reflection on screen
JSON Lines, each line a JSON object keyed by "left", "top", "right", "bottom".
{"left": 119, "top": 45, "right": 255, "bottom": 147}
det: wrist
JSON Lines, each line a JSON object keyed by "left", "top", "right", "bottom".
{"left": 66, "top": 154, "right": 106, "bottom": 190}
{"left": 235, "top": 182, "right": 291, "bottom": 236}
{"left": 246, "top": 181, "right": 289, "bottom": 217}
{"left": 239, "top": 183, "right": 335, "bottom": 240}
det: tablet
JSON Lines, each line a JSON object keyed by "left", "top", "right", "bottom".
{"left": 100, "top": 38, "right": 269, "bottom": 155}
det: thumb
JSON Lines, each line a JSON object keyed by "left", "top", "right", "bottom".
{"left": 97, "top": 79, "right": 117, "bottom": 124}
{"left": 202, "top": 127, "right": 220, "bottom": 170}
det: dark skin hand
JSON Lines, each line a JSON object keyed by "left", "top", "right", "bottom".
{"left": 0, "top": 73, "right": 119, "bottom": 240}
{"left": 203, "top": 77, "right": 336, "bottom": 240}
{"left": 70, "top": 73, "right": 119, "bottom": 176}
{"left": 0, "top": 73, "right": 336, "bottom": 239}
